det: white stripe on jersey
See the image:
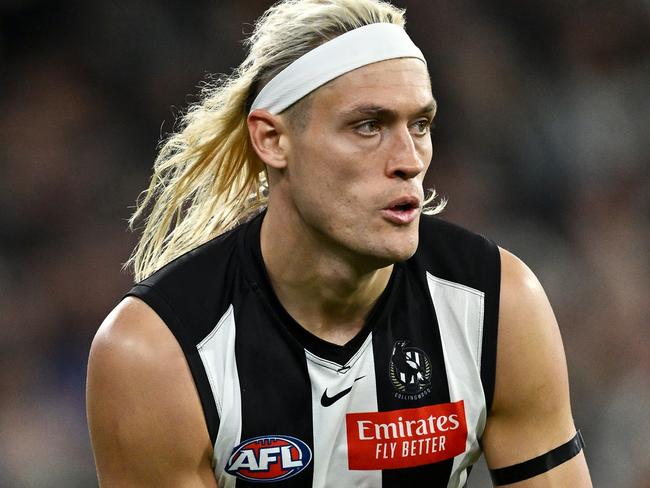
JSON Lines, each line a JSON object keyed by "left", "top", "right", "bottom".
{"left": 197, "top": 305, "right": 241, "bottom": 488}
{"left": 427, "top": 273, "right": 486, "bottom": 488}
{"left": 306, "top": 333, "right": 381, "bottom": 488}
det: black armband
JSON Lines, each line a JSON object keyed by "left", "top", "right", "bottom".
{"left": 489, "top": 430, "right": 585, "bottom": 486}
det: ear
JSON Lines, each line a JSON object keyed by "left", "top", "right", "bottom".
{"left": 247, "top": 109, "right": 289, "bottom": 170}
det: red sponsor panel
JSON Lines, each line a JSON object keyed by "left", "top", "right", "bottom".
{"left": 346, "top": 400, "right": 467, "bottom": 470}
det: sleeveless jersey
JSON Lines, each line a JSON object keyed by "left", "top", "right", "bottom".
{"left": 126, "top": 212, "right": 500, "bottom": 488}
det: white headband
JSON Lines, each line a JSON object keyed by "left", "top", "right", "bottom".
{"left": 249, "top": 23, "right": 426, "bottom": 114}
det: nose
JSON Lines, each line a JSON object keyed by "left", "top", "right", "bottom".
{"left": 385, "top": 125, "right": 427, "bottom": 180}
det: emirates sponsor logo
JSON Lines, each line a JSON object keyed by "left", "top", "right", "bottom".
{"left": 346, "top": 400, "right": 467, "bottom": 470}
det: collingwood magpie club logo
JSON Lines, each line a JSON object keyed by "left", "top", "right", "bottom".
{"left": 389, "top": 340, "right": 432, "bottom": 400}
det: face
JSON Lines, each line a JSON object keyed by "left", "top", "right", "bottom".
{"left": 280, "top": 58, "right": 435, "bottom": 267}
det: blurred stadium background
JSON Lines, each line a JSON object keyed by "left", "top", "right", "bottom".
{"left": 0, "top": 0, "right": 648, "bottom": 486}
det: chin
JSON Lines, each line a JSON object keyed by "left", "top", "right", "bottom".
{"left": 363, "top": 234, "right": 420, "bottom": 267}
{"left": 387, "top": 244, "right": 419, "bottom": 263}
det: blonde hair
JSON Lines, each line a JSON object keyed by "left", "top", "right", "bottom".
{"left": 127, "top": 0, "right": 444, "bottom": 282}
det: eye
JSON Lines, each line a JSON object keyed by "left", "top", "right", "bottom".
{"left": 355, "top": 120, "right": 381, "bottom": 135}
{"left": 411, "top": 119, "right": 432, "bottom": 136}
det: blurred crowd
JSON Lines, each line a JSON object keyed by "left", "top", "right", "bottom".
{"left": 0, "top": 0, "right": 648, "bottom": 486}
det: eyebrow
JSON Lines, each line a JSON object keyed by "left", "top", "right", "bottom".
{"left": 341, "top": 100, "right": 437, "bottom": 119}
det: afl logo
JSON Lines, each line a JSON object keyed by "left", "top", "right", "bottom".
{"left": 225, "top": 435, "right": 312, "bottom": 482}
{"left": 389, "top": 340, "right": 432, "bottom": 400}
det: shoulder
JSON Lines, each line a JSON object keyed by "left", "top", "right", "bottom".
{"left": 482, "top": 248, "right": 578, "bottom": 465}
{"left": 128, "top": 222, "right": 248, "bottom": 343}
{"left": 496, "top": 247, "right": 570, "bottom": 399}
{"left": 87, "top": 297, "right": 216, "bottom": 485}
{"left": 138, "top": 222, "right": 242, "bottom": 297}
{"left": 87, "top": 297, "right": 210, "bottom": 448}
{"left": 494, "top": 248, "right": 573, "bottom": 415}
{"left": 498, "top": 247, "right": 554, "bottom": 326}
{"left": 88, "top": 297, "right": 183, "bottom": 379}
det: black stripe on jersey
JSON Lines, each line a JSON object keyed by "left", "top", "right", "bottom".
{"left": 232, "top": 295, "right": 315, "bottom": 487}
{"left": 373, "top": 263, "right": 454, "bottom": 487}
{"left": 125, "top": 285, "right": 220, "bottom": 443}
{"left": 480, "top": 239, "right": 500, "bottom": 412}
{"left": 232, "top": 215, "right": 315, "bottom": 487}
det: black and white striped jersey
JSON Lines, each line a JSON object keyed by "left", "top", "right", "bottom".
{"left": 126, "top": 211, "right": 500, "bottom": 488}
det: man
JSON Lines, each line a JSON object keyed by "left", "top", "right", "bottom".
{"left": 86, "top": 1, "right": 592, "bottom": 486}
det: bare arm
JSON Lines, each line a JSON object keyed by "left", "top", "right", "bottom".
{"left": 86, "top": 297, "right": 217, "bottom": 487}
{"left": 481, "top": 248, "right": 592, "bottom": 487}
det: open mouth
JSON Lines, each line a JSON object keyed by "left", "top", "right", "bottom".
{"left": 382, "top": 198, "right": 421, "bottom": 224}
{"left": 385, "top": 197, "right": 420, "bottom": 212}
{"left": 392, "top": 203, "right": 415, "bottom": 212}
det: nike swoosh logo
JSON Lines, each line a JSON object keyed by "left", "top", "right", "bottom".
{"left": 320, "top": 376, "right": 365, "bottom": 407}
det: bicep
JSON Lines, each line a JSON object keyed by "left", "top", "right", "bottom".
{"left": 87, "top": 297, "right": 217, "bottom": 487}
{"left": 481, "top": 248, "right": 591, "bottom": 486}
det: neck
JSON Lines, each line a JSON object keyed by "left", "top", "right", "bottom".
{"left": 260, "top": 205, "right": 393, "bottom": 346}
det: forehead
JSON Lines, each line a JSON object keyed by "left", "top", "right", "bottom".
{"left": 311, "top": 58, "right": 434, "bottom": 114}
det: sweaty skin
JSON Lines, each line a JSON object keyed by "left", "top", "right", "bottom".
{"left": 87, "top": 57, "right": 591, "bottom": 486}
